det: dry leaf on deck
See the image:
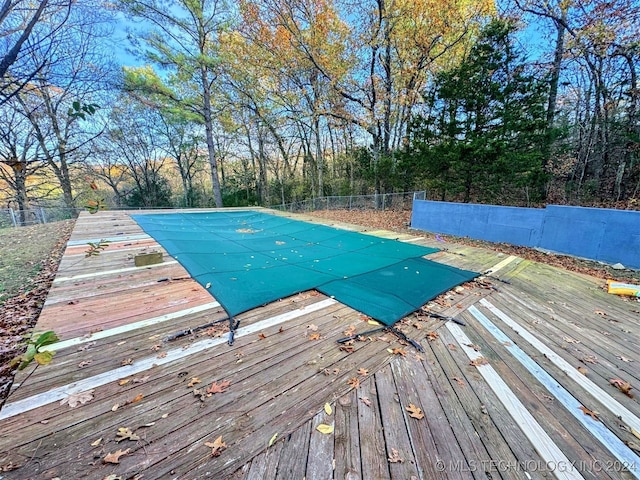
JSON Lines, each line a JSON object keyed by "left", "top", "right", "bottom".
{"left": 426, "top": 331, "right": 439, "bottom": 341}
{"left": 78, "top": 360, "right": 92, "bottom": 368}
{"left": 307, "top": 324, "right": 318, "bottom": 332}
{"left": 60, "top": 390, "right": 94, "bottom": 408}
{"left": 207, "top": 380, "right": 231, "bottom": 394}
{"left": 594, "top": 310, "right": 607, "bottom": 316}
{"left": 577, "top": 366, "right": 588, "bottom": 376}
{"left": 357, "top": 368, "right": 368, "bottom": 376}
{"left": 132, "top": 376, "right": 149, "bottom": 384}
{"left": 469, "top": 357, "right": 489, "bottom": 367}
{"left": 121, "top": 358, "right": 133, "bottom": 366}
{"left": 316, "top": 424, "right": 334, "bottom": 434}
{"left": 118, "top": 379, "right": 130, "bottom": 386}
{"left": 391, "top": 348, "right": 406, "bottom": 356}
{"left": 452, "top": 377, "right": 465, "bottom": 386}
{"left": 617, "top": 355, "right": 633, "bottom": 363}
{"left": 625, "top": 441, "right": 640, "bottom": 454}
{"left": 406, "top": 404, "right": 424, "bottom": 420}
{"left": 324, "top": 403, "right": 332, "bottom": 415}
{"left": 578, "top": 406, "right": 600, "bottom": 421}
{"left": 90, "top": 438, "right": 102, "bottom": 447}
{"left": 347, "top": 377, "right": 360, "bottom": 389}
{"left": 359, "top": 396, "right": 372, "bottom": 407}
{"left": 388, "top": 448, "right": 403, "bottom": 463}
{"left": 258, "top": 333, "right": 267, "bottom": 340}
{"left": 581, "top": 355, "right": 598, "bottom": 364}
{"left": 465, "top": 343, "right": 481, "bottom": 351}
{"left": 188, "top": 377, "right": 201, "bottom": 387}
{"left": 308, "top": 332, "right": 321, "bottom": 341}
{"left": 268, "top": 433, "right": 278, "bottom": 447}
{"left": 562, "top": 336, "right": 580, "bottom": 344}
{"left": 204, "top": 436, "right": 227, "bottom": 457}
{"left": 340, "top": 345, "right": 355, "bottom": 353}
{"left": 343, "top": 325, "right": 356, "bottom": 336}
{"left": 610, "top": 378, "right": 634, "bottom": 398}
{"left": 115, "top": 427, "right": 140, "bottom": 443}
{"left": 103, "top": 449, "right": 130, "bottom": 464}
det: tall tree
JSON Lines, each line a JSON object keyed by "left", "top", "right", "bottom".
{"left": 0, "top": 0, "right": 73, "bottom": 105}
{"left": 118, "top": 0, "right": 229, "bottom": 207}
{"left": 406, "top": 19, "right": 549, "bottom": 204}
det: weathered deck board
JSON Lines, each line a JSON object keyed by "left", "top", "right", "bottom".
{"left": 1, "top": 209, "right": 639, "bottom": 480}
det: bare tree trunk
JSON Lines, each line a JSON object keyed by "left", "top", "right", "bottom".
{"left": 201, "top": 66, "right": 224, "bottom": 208}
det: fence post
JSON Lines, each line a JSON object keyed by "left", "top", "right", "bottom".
{"left": 8, "top": 208, "right": 17, "bottom": 227}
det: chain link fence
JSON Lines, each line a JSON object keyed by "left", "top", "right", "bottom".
{"left": 272, "top": 191, "right": 425, "bottom": 213}
{"left": 0, "top": 207, "right": 82, "bottom": 228}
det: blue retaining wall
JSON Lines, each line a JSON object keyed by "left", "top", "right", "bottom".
{"left": 411, "top": 200, "right": 640, "bottom": 269}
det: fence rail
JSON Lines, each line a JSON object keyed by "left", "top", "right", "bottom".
{"left": 272, "top": 191, "right": 425, "bottom": 213}
{"left": 1, "top": 207, "right": 82, "bottom": 228}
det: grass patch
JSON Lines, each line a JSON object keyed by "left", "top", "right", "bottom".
{"left": 0, "top": 220, "right": 74, "bottom": 304}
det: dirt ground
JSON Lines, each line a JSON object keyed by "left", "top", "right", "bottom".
{"left": 0, "top": 220, "right": 74, "bottom": 404}
{"left": 0, "top": 208, "right": 637, "bottom": 408}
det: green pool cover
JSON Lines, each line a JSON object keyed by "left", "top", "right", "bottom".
{"left": 132, "top": 210, "right": 477, "bottom": 325}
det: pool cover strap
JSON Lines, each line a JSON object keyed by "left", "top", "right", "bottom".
{"left": 132, "top": 211, "right": 477, "bottom": 326}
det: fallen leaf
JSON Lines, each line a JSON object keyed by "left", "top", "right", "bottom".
{"left": 388, "top": 448, "right": 403, "bottom": 463}
{"left": 91, "top": 438, "right": 102, "bottom": 447}
{"left": 268, "top": 433, "right": 278, "bottom": 447}
{"left": 406, "top": 404, "right": 424, "bottom": 419}
{"left": 129, "top": 394, "right": 144, "bottom": 404}
{"left": 156, "top": 352, "right": 167, "bottom": 358}
{"left": 357, "top": 368, "right": 369, "bottom": 376}
{"left": 610, "top": 378, "right": 634, "bottom": 398}
{"left": 258, "top": 333, "right": 267, "bottom": 340}
{"left": 339, "top": 345, "right": 355, "bottom": 353}
{"left": 359, "top": 396, "right": 372, "bottom": 407}
{"left": 118, "top": 379, "right": 131, "bottom": 386}
{"left": 161, "top": 413, "right": 169, "bottom": 419}
{"left": 426, "top": 331, "right": 439, "bottom": 341}
{"left": 447, "top": 344, "right": 457, "bottom": 351}
{"left": 132, "top": 376, "right": 149, "bottom": 384}
{"left": 78, "top": 360, "right": 92, "bottom": 368}
{"left": 578, "top": 406, "right": 600, "bottom": 421}
{"left": 594, "top": 310, "right": 607, "bottom": 316}
{"left": 111, "top": 403, "right": 120, "bottom": 411}
{"left": 102, "top": 475, "right": 122, "bottom": 480}
{"left": 577, "top": 366, "right": 589, "bottom": 376}
{"left": 469, "top": 357, "right": 489, "bottom": 367}
{"left": 316, "top": 424, "right": 334, "bottom": 434}
{"left": 204, "top": 436, "right": 226, "bottom": 457}
{"left": 188, "top": 377, "right": 202, "bottom": 387}
{"left": 115, "top": 427, "right": 140, "bottom": 443}
{"left": 465, "top": 343, "right": 481, "bottom": 351}
{"left": 103, "top": 449, "right": 130, "bottom": 464}
{"left": 307, "top": 324, "right": 318, "bottom": 332}
{"left": 562, "top": 336, "right": 580, "bottom": 344}
{"left": 205, "top": 282, "right": 211, "bottom": 289}
{"left": 347, "top": 377, "right": 360, "bottom": 389}
{"left": 391, "top": 348, "right": 406, "bottom": 356}
{"left": 150, "top": 344, "right": 161, "bottom": 352}
{"left": 343, "top": 325, "right": 356, "bottom": 336}
{"left": 621, "top": 424, "right": 640, "bottom": 442}
{"left": 625, "top": 441, "right": 640, "bottom": 454}
{"left": 618, "top": 355, "right": 633, "bottom": 363}
{"left": 207, "top": 380, "right": 231, "bottom": 394}
{"left": 60, "top": 390, "right": 94, "bottom": 408}
{"left": 452, "top": 377, "right": 465, "bottom": 386}
{"left": 324, "top": 403, "right": 332, "bottom": 415}
{"left": 581, "top": 355, "right": 598, "bottom": 364}
{"left": 308, "top": 332, "right": 321, "bottom": 341}
{"left": 121, "top": 358, "right": 133, "bottom": 366}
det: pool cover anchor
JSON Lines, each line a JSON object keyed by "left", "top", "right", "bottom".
{"left": 227, "top": 317, "right": 240, "bottom": 345}
{"left": 337, "top": 325, "right": 424, "bottom": 353}
{"left": 164, "top": 315, "right": 236, "bottom": 343}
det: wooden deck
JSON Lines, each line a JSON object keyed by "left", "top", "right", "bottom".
{"left": 1, "top": 208, "right": 639, "bottom": 480}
